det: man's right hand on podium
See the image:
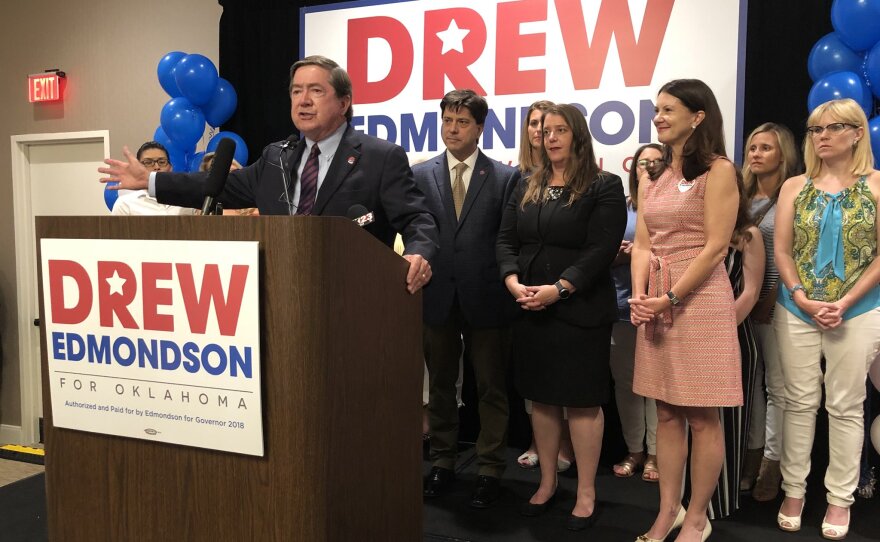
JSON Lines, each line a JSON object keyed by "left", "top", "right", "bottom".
{"left": 98, "top": 146, "right": 150, "bottom": 190}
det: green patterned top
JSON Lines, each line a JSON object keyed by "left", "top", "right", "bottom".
{"left": 792, "top": 176, "right": 876, "bottom": 302}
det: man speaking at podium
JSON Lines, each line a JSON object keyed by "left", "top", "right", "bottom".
{"left": 100, "top": 55, "right": 437, "bottom": 293}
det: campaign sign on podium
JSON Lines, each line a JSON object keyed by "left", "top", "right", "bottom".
{"left": 40, "top": 238, "right": 263, "bottom": 456}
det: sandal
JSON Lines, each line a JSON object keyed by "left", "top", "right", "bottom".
{"left": 613, "top": 453, "right": 644, "bottom": 477}
{"left": 821, "top": 507, "right": 850, "bottom": 540}
{"left": 517, "top": 451, "right": 539, "bottom": 469}
{"left": 642, "top": 455, "right": 659, "bottom": 482}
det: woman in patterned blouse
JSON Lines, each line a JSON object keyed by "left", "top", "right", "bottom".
{"left": 774, "top": 98, "right": 880, "bottom": 540}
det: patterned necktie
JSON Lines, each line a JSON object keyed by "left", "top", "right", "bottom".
{"left": 296, "top": 143, "right": 321, "bottom": 215}
{"left": 452, "top": 162, "right": 468, "bottom": 219}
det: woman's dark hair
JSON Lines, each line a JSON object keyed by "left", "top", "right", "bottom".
{"left": 522, "top": 104, "right": 600, "bottom": 208}
{"left": 628, "top": 143, "right": 663, "bottom": 210}
{"left": 658, "top": 79, "right": 727, "bottom": 181}
{"left": 730, "top": 167, "right": 753, "bottom": 245}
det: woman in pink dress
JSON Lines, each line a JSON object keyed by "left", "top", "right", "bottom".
{"left": 629, "top": 79, "right": 742, "bottom": 542}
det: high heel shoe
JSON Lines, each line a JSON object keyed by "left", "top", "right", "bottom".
{"left": 777, "top": 499, "right": 805, "bottom": 532}
{"left": 821, "top": 508, "right": 850, "bottom": 540}
{"left": 699, "top": 520, "right": 712, "bottom": 541}
{"left": 635, "top": 505, "right": 686, "bottom": 542}
{"left": 519, "top": 492, "right": 556, "bottom": 517}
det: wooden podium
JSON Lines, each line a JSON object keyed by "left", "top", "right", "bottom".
{"left": 36, "top": 216, "right": 423, "bottom": 541}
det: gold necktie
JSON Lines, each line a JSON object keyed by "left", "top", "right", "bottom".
{"left": 452, "top": 162, "right": 468, "bottom": 219}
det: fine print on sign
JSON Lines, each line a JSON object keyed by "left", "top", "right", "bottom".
{"left": 40, "top": 238, "right": 264, "bottom": 456}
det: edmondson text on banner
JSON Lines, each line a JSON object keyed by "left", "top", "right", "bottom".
{"left": 40, "top": 238, "right": 263, "bottom": 456}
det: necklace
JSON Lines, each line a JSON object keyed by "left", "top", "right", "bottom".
{"left": 547, "top": 186, "right": 565, "bottom": 200}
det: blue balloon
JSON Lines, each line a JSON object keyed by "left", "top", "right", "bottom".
{"left": 157, "top": 51, "right": 186, "bottom": 98}
{"left": 173, "top": 54, "right": 219, "bottom": 106}
{"left": 153, "top": 125, "right": 174, "bottom": 150}
{"left": 188, "top": 151, "right": 206, "bottom": 172}
{"left": 104, "top": 182, "right": 119, "bottom": 211}
{"left": 160, "top": 97, "right": 205, "bottom": 151}
{"left": 207, "top": 131, "right": 249, "bottom": 166}
{"left": 831, "top": 0, "right": 880, "bottom": 51}
{"left": 203, "top": 78, "right": 238, "bottom": 128}
{"left": 869, "top": 116, "right": 880, "bottom": 169}
{"left": 866, "top": 41, "right": 880, "bottom": 98}
{"left": 807, "top": 71, "right": 873, "bottom": 114}
{"left": 808, "top": 33, "right": 865, "bottom": 81}
{"left": 166, "top": 143, "right": 188, "bottom": 172}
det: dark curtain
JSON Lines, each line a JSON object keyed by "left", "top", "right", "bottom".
{"left": 219, "top": 0, "right": 835, "bottom": 164}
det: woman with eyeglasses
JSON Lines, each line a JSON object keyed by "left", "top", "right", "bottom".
{"left": 774, "top": 98, "right": 880, "bottom": 540}
{"left": 111, "top": 141, "right": 197, "bottom": 216}
{"left": 514, "top": 99, "right": 577, "bottom": 473}
{"left": 610, "top": 144, "right": 663, "bottom": 483}
{"left": 630, "top": 79, "right": 741, "bottom": 542}
{"left": 738, "top": 123, "right": 801, "bottom": 500}
{"left": 497, "top": 103, "right": 626, "bottom": 530}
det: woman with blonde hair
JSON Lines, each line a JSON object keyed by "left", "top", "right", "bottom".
{"left": 517, "top": 100, "right": 555, "bottom": 175}
{"left": 738, "top": 122, "right": 801, "bottom": 500}
{"left": 774, "top": 98, "right": 880, "bottom": 540}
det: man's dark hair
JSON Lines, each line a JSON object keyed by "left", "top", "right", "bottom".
{"left": 136, "top": 141, "right": 169, "bottom": 161}
{"left": 440, "top": 89, "right": 488, "bottom": 125}
{"left": 289, "top": 55, "right": 354, "bottom": 122}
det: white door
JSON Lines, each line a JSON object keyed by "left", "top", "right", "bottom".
{"left": 10, "top": 131, "right": 110, "bottom": 445}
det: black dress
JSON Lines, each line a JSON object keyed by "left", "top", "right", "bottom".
{"left": 693, "top": 247, "right": 758, "bottom": 519}
{"left": 496, "top": 175, "right": 626, "bottom": 407}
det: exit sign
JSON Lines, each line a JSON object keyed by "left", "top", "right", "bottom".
{"left": 28, "top": 72, "right": 65, "bottom": 103}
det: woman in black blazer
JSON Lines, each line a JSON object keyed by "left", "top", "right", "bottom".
{"left": 497, "top": 103, "right": 626, "bottom": 530}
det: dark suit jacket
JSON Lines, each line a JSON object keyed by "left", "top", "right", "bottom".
{"left": 155, "top": 125, "right": 439, "bottom": 261}
{"left": 496, "top": 173, "right": 627, "bottom": 328}
{"left": 413, "top": 151, "right": 520, "bottom": 328}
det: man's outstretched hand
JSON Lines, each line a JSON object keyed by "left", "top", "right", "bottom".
{"left": 98, "top": 146, "right": 150, "bottom": 190}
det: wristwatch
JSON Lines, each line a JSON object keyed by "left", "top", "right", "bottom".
{"left": 554, "top": 281, "right": 571, "bottom": 300}
{"left": 666, "top": 290, "right": 681, "bottom": 306}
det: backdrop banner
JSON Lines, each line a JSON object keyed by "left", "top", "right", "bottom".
{"left": 302, "top": 0, "right": 747, "bottom": 184}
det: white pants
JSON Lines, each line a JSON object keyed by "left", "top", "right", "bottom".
{"left": 754, "top": 322, "right": 785, "bottom": 459}
{"left": 774, "top": 306, "right": 880, "bottom": 507}
{"left": 610, "top": 322, "right": 657, "bottom": 455}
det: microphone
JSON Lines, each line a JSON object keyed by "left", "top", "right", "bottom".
{"left": 200, "top": 138, "right": 236, "bottom": 215}
{"left": 279, "top": 134, "right": 299, "bottom": 149}
{"left": 346, "top": 204, "right": 374, "bottom": 227}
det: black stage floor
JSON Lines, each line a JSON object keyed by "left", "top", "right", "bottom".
{"left": 2, "top": 447, "right": 877, "bottom": 541}
{"left": 423, "top": 446, "right": 880, "bottom": 542}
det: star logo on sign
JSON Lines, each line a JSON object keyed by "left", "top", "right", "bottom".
{"left": 437, "top": 19, "right": 470, "bottom": 55}
{"left": 106, "top": 270, "right": 126, "bottom": 296}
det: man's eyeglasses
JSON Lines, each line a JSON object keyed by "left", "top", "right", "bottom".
{"left": 805, "top": 123, "right": 858, "bottom": 137}
{"left": 140, "top": 158, "right": 169, "bottom": 168}
{"left": 637, "top": 159, "right": 663, "bottom": 168}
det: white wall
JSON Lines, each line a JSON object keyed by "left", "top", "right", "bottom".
{"left": 0, "top": 0, "right": 222, "bottom": 432}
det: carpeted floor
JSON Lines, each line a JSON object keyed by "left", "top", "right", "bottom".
{"left": 422, "top": 446, "right": 880, "bottom": 542}
{"left": 1, "top": 448, "right": 877, "bottom": 541}
{"left": 0, "top": 473, "right": 47, "bottom": 542}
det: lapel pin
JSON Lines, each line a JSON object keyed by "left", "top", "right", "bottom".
{"left": 480, "top": 169, "right": 485, "bottom": 175}
{"left": 347, "top": 156, "right": 356, "bottom": 165}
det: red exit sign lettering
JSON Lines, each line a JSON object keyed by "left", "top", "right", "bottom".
{"left": 28, "top": 72, "right": 65, "bottom": 103}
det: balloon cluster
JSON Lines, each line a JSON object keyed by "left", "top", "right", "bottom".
{"left": 807, "top": 0, "right": 880, "bottom": 168}
{"left": 155, "top": 51, "right": 249, "bottom": 170}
